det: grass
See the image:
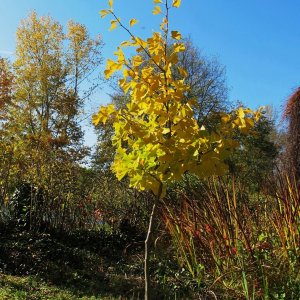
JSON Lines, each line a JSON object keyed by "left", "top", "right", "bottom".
{"left": 0, "top": 274, "right": 145, "bottom": 299}
{"left": 0, "top": 274, "right": 78, "bottom": 300}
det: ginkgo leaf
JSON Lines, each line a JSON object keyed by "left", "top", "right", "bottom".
{"left": 92, "top": 104, "right": 115, "bottom": 125}
{"left": 160, "top": 17, "right": 168, "bottom": 30}
{"left": 152, "top": 6, "right": 162, "bottom": 15}
{"left": 173, "top": 43, "right": 185, "bottom": 53}
{"left": 120, "top": 40, "right": 131, "bottom": 47}
{"left": 172, "top": 0, "right": 181, "bottom": 7}
{"left": 99, "top": 10, "right": 109, "bottom": 18}
{"left": 132, "top": 55, "right": 143, "bottom": 67}
{"left": 129, "top": 18, "right": 138, "bottom": 26}
{"left": 108, "top": 0, "right": 113, "bottom": 8}
{"left": 104, "top": 58, "right": 122, "bottom": 78}
{"left": 171, "top": 30, "right": 181, "bottom": 40}
{"left": 114, "top": 47, "right": 126, "bottom": 63}
{"left": 109, "top": 19, "right": 118, "bottom": 31}
{"left": 221, "top": 114, "right": 231, "bottom": 123}
{"left": 162, "top": 128, "right": 171, "bottom": 134}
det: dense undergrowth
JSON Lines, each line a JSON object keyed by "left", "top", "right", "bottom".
{"left": 163, "top": 174, "right": 300, "bottom": 299}
{"left": 1, "top": 171, "right": 300, "bottom": 299}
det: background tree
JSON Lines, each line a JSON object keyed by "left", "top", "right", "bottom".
{"left": 177, "top": 38, "right": 228, "bottom": 126}
{"left": 0, "top": 58, "right": 15, "bottom": 205}
{"left": 4, "top": 11, "right": 103, "bottom": 230}
{"left": 228, "top": 109, "right": 279, "bottom": 192}
{"left": 283, "top": 87, "right": 300, "bottom": 180}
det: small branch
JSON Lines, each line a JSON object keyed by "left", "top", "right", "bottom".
{"left": 110, "top": 11, "right": 165, "bottom": 73}
{"left": 144, "top": 182, "right": 163, "bottom": 300}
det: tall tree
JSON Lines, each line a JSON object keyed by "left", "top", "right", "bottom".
{"left": 5, "top": 12, "right": 102, "bottom": 229}
{"left": 177, "top": 39, "right": 228, "bottom": 125}
{"left": 0, "top": 58, "right": 15, "bottom": 204}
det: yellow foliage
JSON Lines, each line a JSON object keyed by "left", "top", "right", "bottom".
{"left": 94, "top": 0, "right": 260, "bottom": 197}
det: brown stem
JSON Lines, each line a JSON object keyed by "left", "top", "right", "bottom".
{"left": 144, "top": 183, "right": 162, "bottom": 300}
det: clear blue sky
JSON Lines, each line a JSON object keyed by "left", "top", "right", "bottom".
{"left": 0, "top": 0, "right": 299, "bottom": 144}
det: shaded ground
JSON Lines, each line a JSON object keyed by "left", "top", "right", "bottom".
{"left": 0, "top": 222, "right": 147, "bottom": 299}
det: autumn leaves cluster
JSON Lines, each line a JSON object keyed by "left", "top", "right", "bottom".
{"left": 93, "top": 0, "right": 261, "bottom": 197}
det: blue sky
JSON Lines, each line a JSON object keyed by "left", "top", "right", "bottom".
{"left": 0, "top": 0, "right": 299, "bottom": 144}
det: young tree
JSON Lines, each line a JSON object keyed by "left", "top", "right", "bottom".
{"left": 93, "top": 1, "right": 260, "bottom": 298}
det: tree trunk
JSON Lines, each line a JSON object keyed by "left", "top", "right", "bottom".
{"left": 144, "top": 186, "right": 162, "bottom": 300}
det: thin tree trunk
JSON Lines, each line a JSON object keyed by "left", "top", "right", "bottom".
{"left": 144, "top": 185, "right": 162, "bottom": 300}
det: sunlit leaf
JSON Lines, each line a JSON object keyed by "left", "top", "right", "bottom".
{"left": 109, "top": 19, "right": 118, "bottom": 31}
{"left": 152, "top": 6, "right": 162, "bottom": 15}
{"left": 172, "top": 0, "right": 181, "bottom": 8}
{"left": 129, "top": 18, "right": 138, "bottom": 26}
{"left": 171, "top": 30, "right": 181, "bottom": 40}
{"left": 99, "top": 10, "right": 109, "bottom": 18}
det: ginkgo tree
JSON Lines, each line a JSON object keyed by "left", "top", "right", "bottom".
{"left": 93, "top": 0, "right": 261, "bottom": 298}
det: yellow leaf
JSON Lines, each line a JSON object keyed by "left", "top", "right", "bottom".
{"left": 120, "top": 40, "right": 131, "bottom": 47}
{"left": 132, "top": 55, "right": 143, "bottom": 67}
{"left": 153, "top": 6, "right": 162, "bottom": 15}
{"left": 129, "top": 18, "right": 138, "bottom": 26}
{"left": 106, "top": 104, "right": 115, "bottom": 114}
{"left": 108, "top": 0, "right": 113, "bottom": 8}
{"left": 114, "top": 47, "right": 125, "bottom": 63}
{"left": 172, "top": 0, "right": 181, "bottom": 8}
{"left": 109, "top": 20, "right": 118, "bottom": 31}
{"left": 104, "top": 59, "right": 122, "bottom": 78}
{"left": 154, "top": 0, "right": 163, "bottom": 3}
{"left": 134, "top": 37, "right": 147, "bottom": 48}
{"left": 160, "top": 17, "right": 168, "bottom": 31}
{"left": 92, "top": 104, "right": 115, "bottom": 125}
{"left": 92, "top": 113, "right": 101, "bottom": 125}
{"left": 221, "top": 114, "right": 231, "bottom": 123}
{"left": 173, "top": 43, "right": 185, "bottom": 53}
{"left": 171, "top": 31, "right": 181, "bottom": 40}
{"left": 162, "top": 128, "right": 171, "bottom": 134}
{"left": 99, "top": 10, "right": 109, "bottom": 18}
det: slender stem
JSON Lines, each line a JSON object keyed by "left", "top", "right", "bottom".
{"left": 144, "top": 183, "right": 162, "bottom": 300}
